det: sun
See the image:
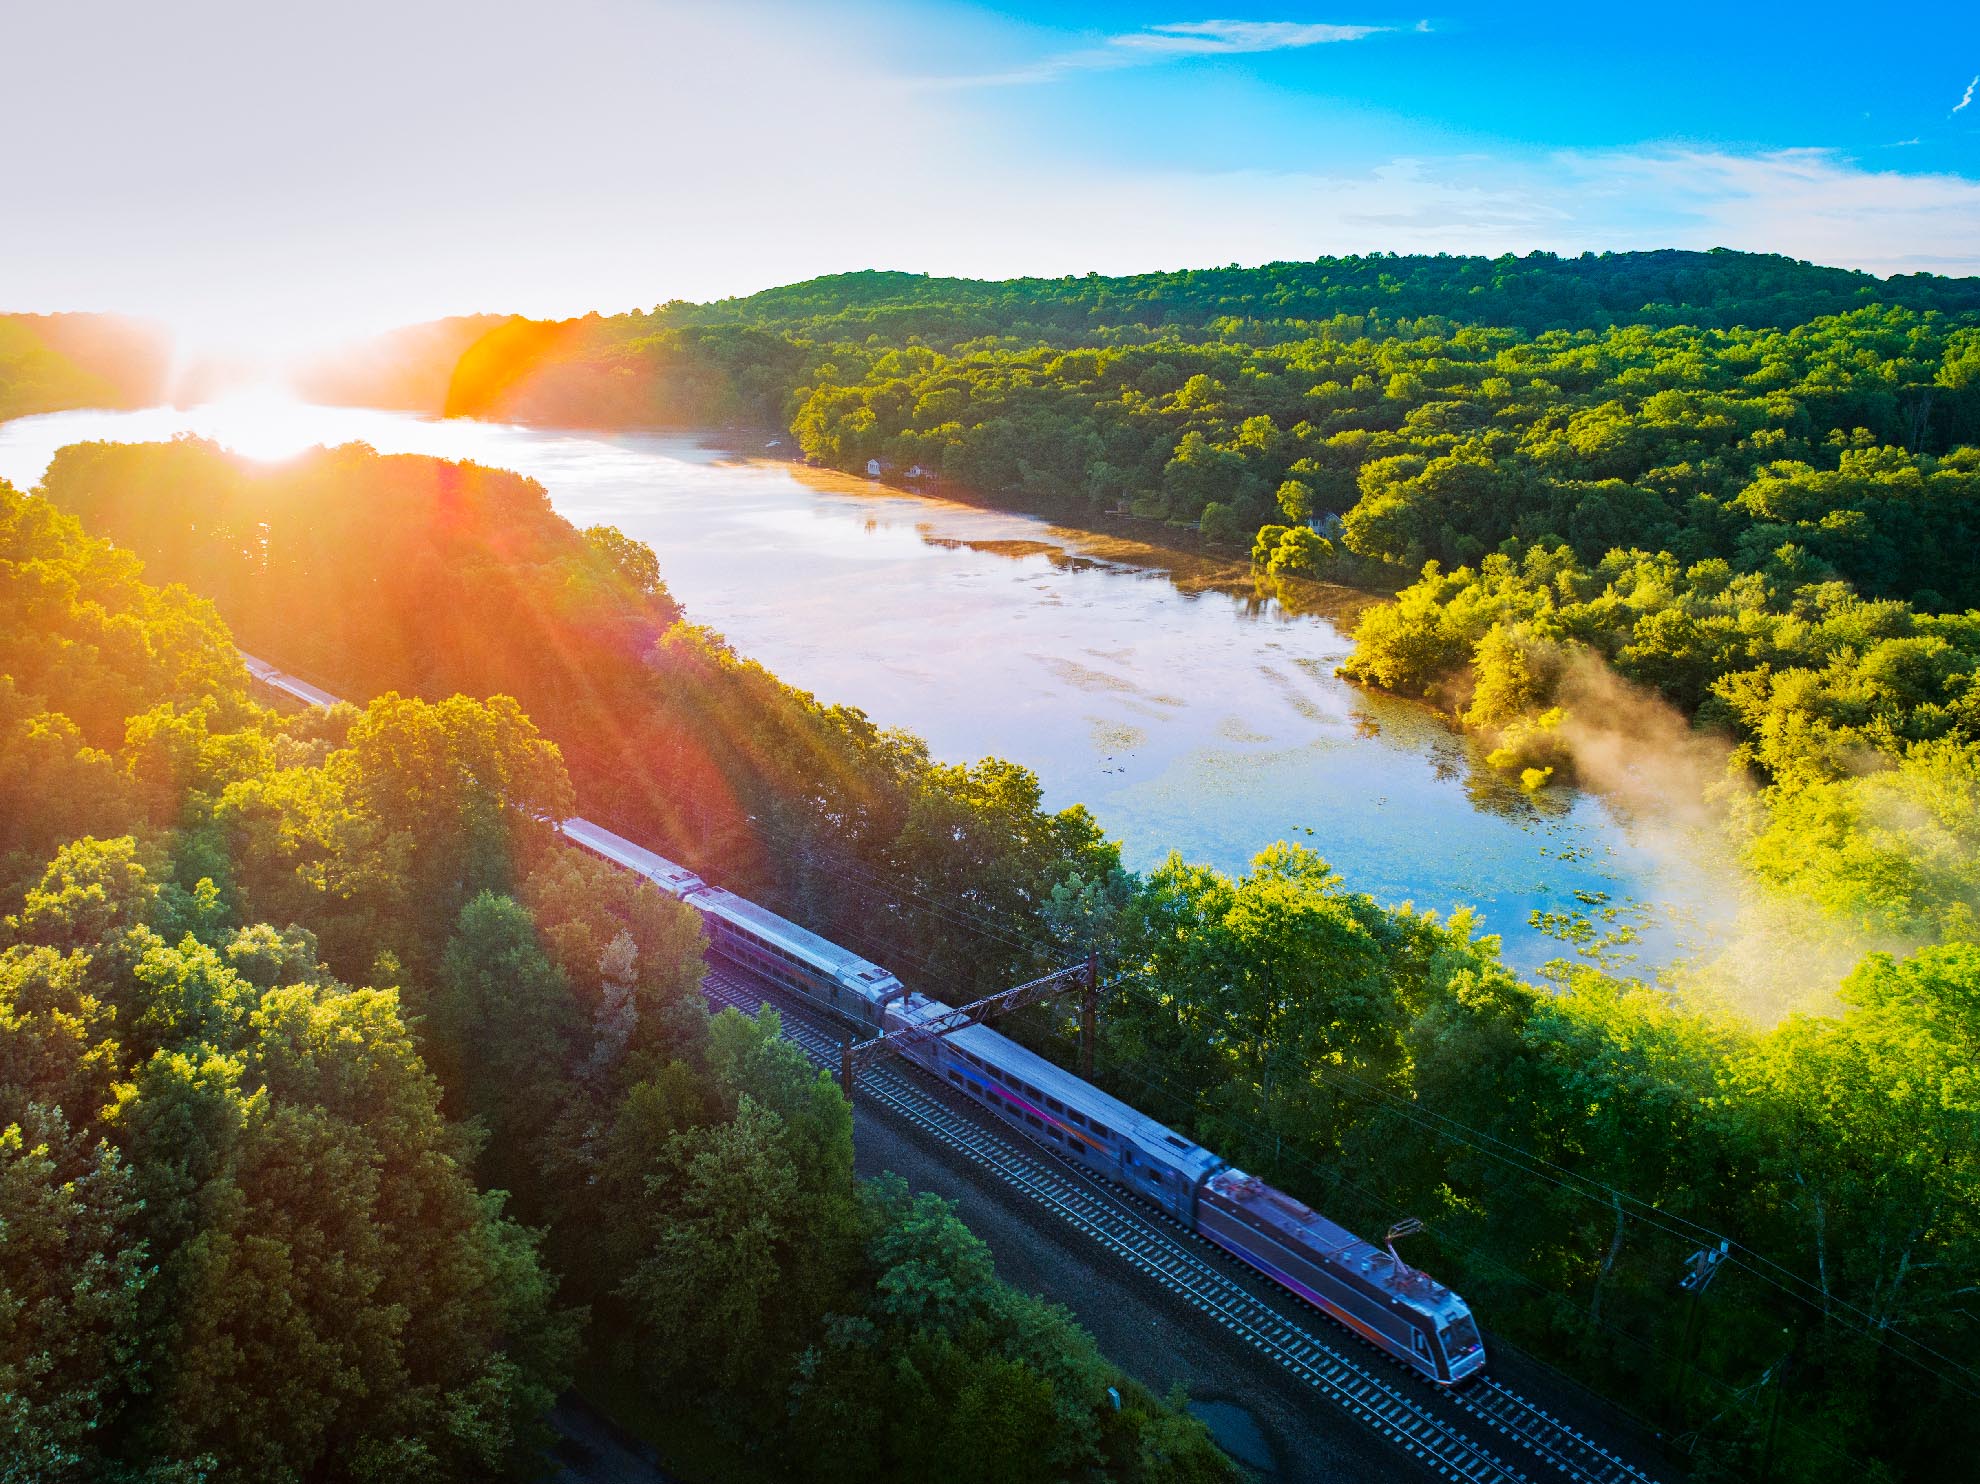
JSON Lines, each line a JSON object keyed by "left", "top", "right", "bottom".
{"left": 188, "top": 385, "right": 336, "bottom": 463}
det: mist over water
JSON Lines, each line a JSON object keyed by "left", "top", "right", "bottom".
{"left": 0, "top": 401, "right": 1721, "bottom": 972}
{"left": 1538, "top": 656, "right": 1916, "bottom": 1019}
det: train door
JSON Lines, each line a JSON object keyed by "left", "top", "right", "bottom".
{"left": 1119, "top": 1145, "right": 1175, "bottom": 1217}
{"left": 1409, "top": 1326, "right": 1437, "bottom": 1378}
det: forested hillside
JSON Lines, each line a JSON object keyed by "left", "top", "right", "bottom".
{"left": 0, "top": 313, "right": 169, "bottom": 422}
{"left": 32, "top": 433, "right": 1980, "bottom": 1484}
{"left": 0, "top": 473, "right": 1232, "bottom": 1481}
{"left": 295, "top": 255, "right": 1980, "bottom": 565}
{"left": 669, "top": 252, "right": 1980, "bottom": 337}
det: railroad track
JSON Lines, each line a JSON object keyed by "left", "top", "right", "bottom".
{"left": 1456, "top": 1382, "right": 1658, "bottom": 1484}
{"left": 702, "top": 964, "right": 1664, "bottom": 1484}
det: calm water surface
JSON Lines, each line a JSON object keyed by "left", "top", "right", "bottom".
{"left": 0, "top": 397, "right": 1703, "bottom": 969}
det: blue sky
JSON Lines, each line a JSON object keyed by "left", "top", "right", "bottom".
{"left": 931, "top": 5, "right": 1979, "bottom": 172}
{"left": 5, "top": 1, "right": 1977, "bottom": 355}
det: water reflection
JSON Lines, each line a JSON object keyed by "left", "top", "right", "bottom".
{"left": 0, "top": 402, "right": 1706, "bottom": 970}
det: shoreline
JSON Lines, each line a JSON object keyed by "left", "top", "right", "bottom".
{"left": 2, "top": 396, "right": 1698, "bottom": 973}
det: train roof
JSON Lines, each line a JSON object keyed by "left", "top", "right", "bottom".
{"left": 557, "top": 818, "right": 706, "bottom": 895}
{"left": 694, "top": 887, "right": 900, "bottom": 987}
{"left": 1204, "top": 1168, "right": 1471, "bottom": 1324}
{"left": 929, "top": 1006, "right": 1225, "bottom": 1183}
{"left": 239, "top": 652, "right": 341, "bottom": 710}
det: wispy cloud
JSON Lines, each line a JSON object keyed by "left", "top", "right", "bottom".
{"left": 1108, "top": 20, "right": 1387, "bottom": 56}
{"left": 935, "top": 17, "right": 1395, "bottom": 87}
{"left": 927, "top": 145, "right": 1980, "bottom": 283}
{"left": 1539, "top": 145, "right": 1980, "bottom": 275}
{"left": 1954, "top": 74, "right": 1977, "bottom": 114}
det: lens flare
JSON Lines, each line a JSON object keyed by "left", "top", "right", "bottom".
{"left": 186, "top": 385, "right": 337, "bottom": 463}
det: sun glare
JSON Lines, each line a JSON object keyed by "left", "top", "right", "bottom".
{"left": 190, "top": 386, "right": 336, "bottom": 463}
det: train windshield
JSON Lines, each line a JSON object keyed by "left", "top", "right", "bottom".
{"left": 1440, "top": 1315, "right": 1483, "bottom": 1361}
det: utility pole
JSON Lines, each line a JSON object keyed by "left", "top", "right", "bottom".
{"left": 1669, "top": 1239, "right": 1728, "bottom": 1433}
{"left": 1079, "top": 952, "right": 1098, "bottom": 1078}
{"left": 1757, "top": 1327, "right": 1796, "bottom": 1484}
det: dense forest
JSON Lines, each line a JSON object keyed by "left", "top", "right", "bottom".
{"left": 0, "top": 472, "right": 1234, "bottom": 1480}
{"left": 293, "top": 255, "right": 1980, "bottom": 566}
{"left": 29, "top": 432, "right": 1980, "bottom": 1483}
{"left": 7, "top": 250, "right": 1977, "bottom": 1481}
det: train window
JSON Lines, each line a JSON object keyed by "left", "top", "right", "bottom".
{"left": 1091, "top": 1122, "right": 1110, "bottom": 1140}
{"left": 1046, "top": 1126, "right": 1062, "bottom": 1143}
{"left": 1025, "top": 1113, "right": 1043, "bottom": 1131}
{"left": 1067, "top": 1110, "right": 1087, "bottom": 1128}
{"left": 1122, "top": 1148, "right": 1136, "bottom": 1166}
{"left": 1440, "top": 1315, "right": 1482, "bottom": 1361}
{"left": 1046, "top": 1096, "right": 1065, "bottom": 1113}
{"left": 948, "top": 1072, "right": 963, "bottom": 1087}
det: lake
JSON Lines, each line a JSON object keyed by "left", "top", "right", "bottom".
{"left": 0, "top": 394, "right": 1705, "bottom": 970}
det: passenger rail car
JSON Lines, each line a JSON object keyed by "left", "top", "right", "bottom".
{"left": 887, "top": 992, "right": 1223, "bottom": 1223}
{"left": 692, "top": 887, "right": 907, "bottom": 1023}
{"left": 557, "top": 819, "right": 707, "bottom": 898}
{"left": 552, "top": 820, "right": 908, "bottom": 1022}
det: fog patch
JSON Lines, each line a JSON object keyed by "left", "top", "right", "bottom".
{"left": 1541, "top": 654, "right": 1918, "bottom": 1023}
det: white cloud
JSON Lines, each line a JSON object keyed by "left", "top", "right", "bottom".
{"left": 6, "top": 0, "right": 1977, "bottom": 346}
{"left": 877, "top": 146, "right": 1980, "bottom": 284}
{"left": 934, "top": 16, "right": 1392, "bottom": 87}
{"left": 1554, "top": 146, "right": 1980, "bottom": 275}
{"left": 1954, "top": 74, "right": 1978, "bottom": 113}
{"left": 1109, "top": 20, "right": 1387, "bottom": 55}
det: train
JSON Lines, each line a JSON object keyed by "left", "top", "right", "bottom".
{"left": 240, "top": 653, "right": 1487, "bottom": 1387}
{"left": 555, "top": 821, "right": 1488, "bottom": 1388}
